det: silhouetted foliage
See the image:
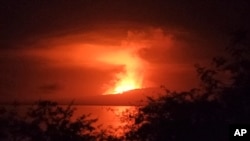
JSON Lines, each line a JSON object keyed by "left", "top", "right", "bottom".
{"left": 120, "top": 30, "right": 250, "bottom": 141}
{"left": 0, "top": 100, "right": 99, "bottom": 141}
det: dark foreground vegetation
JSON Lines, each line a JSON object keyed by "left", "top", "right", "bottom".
{"left": 1, "top": 30, "right": 249, "bottom": 141}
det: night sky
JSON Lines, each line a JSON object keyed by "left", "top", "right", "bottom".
{"left": 1, "top": 0, "right": 249, "bottom": 103}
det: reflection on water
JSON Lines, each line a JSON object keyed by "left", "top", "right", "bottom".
{"left": 2, "top": 104, "right": 135, "bottom": 134}
{"left": 73, "top": 105, "right": 135, "bottom": 128}
{"left": 1, "top": 104, "right": 137, "bottom": 139}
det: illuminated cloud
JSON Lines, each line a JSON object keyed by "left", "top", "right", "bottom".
{"left": 1, "top": 24, "right": 209, "bottom": 104}
{"left": 18, "top": 27, "right": 182, "bottom": 94}
{"left": 0, "top": 1, "right": 248, "bottom": 103}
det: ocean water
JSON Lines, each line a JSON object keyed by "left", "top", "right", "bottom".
{"left": 1, "top": 104, "right": 135, "bottom": 129}
{"left": 73, "top": 105, "right": 135, "bottom": 128}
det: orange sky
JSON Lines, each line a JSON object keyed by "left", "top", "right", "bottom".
{"left": 21, "top": 28, "right": 185, "bottom": 94}
{"left": 1, "top": 1, "right": 249, "bottom": 103}
{"left": 0, "top": 26, "right": 206, "bottom": 102}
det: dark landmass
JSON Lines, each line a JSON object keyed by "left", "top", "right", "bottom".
{"left": 0, "top": 87, "right": 165, "bottom": 106}
{"left": 76, "top": 87, "right": 165, "bottom": 106}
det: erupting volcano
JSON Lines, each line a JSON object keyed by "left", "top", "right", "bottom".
{"left": 100, "top": 39, "right": 146, "bottom": 94}
{"left": 103, "top": 56, "right": 144, "bottom": 94}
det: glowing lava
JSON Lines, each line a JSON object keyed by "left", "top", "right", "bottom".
{"left": 114, "top": 79, "right": 138, "bottom": 93}
{"left": 101, "top": 48, "right": 145, "bottom": 94}
{"left": 112, "top": 71, "right": 142, "bottom": 94}
{"left": 102, "top": 54, "right": 144, "bottom": 94}
{"left": 99, "top": 31, "right": 150, "bottom": 94}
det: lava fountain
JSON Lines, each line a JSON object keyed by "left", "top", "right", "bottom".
{"left": 101, "top": 48, "right": 145, "bottom": 94}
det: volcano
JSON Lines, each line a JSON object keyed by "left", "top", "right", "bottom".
{"left": 75, "top": 87, "right": 166, "bottom": 106}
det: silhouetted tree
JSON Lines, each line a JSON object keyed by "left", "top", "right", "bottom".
{"left": 0, "top": 100, "right": 98, "bottom": 141}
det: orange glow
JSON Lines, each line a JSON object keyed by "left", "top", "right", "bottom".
{"left": 107, "top": 69, "right": 143, "bottom": 94}
{"left": 114, "top": 77, "right": 139, "bottom": 94}
{"left": 100, "top": 48, "right": 145, "bottom": 94}
{"left": 21, "top": 27, "right": 175, "bottom": 96}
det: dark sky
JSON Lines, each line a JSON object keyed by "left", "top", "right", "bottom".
{"left": 1, "top": 0, "right": 250, "bottom": 103}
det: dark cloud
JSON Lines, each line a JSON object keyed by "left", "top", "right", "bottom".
{"left": 39, "top": 83, "right": 61, "bottom": 94}
{"left": 1, "top": 0, "right": 249, "bottom": 49}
